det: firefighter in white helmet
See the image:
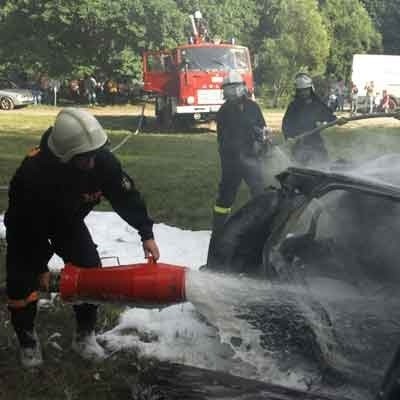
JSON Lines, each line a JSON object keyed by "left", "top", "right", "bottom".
{"left": 207, "top": 71, "right": 270, "bottom": 266}
{"left": 282, "top": 72, "right": 336, "bottom": 165}
{"left": 5, "top": 108, "right": 160, "bottom": 367}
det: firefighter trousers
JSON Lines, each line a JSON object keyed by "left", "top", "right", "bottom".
{"left": 216, "top": 153, "right": 266, "bottom": 210}
{"left": 6, "top": 220, "right": 101, "bottom": 347}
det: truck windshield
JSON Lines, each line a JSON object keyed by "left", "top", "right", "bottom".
{"left": 180, "top": 46, "right": 250, "bottom": 71}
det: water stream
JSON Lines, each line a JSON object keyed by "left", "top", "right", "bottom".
{"left": 185, "top": 270, "right": 400, "bottom": 399}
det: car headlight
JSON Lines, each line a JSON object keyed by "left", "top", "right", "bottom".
{"left": 187, "top": 96, "right": 195, "bottom": 105}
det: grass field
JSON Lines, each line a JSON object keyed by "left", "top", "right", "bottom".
{"left": 2, "top": 105, "right": 400, "bottom": 225}
{"left": 1, "top": 104, "right": 400, "bottom": 399}
{"left": 0, "top": 104, "right": 257, "bottom": 229}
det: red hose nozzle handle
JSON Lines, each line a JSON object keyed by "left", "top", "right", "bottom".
{"left": 147, "top": 256, "right": 157, "bottom": 266}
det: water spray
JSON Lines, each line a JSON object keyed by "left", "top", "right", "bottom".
{"left": 265, "top": 111, "right": 400, "bottom": 175}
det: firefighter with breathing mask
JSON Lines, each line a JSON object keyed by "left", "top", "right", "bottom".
{"left": 207, "top": 71, "right": 270, "bottom": 265}
{"left": 5, "top": 108, "right": 160, "bottom": 367}
{"left": 282, "top": 73, "right": 337, "bottom": 165}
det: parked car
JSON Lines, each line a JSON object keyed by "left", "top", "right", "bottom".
{"left": 0, "top": 78, "right": 34, "bottom": 110}
{"left": 205, "top": 115, "right": 400, "bottom": 399}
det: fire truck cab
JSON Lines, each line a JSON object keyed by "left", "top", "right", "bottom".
{"left": 142, "top": 12, "right": 254, "bottom": 127}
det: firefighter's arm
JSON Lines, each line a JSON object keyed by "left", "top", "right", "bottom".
{"left": 281, "top": 105, "right": 295, "bottom": 139}
{"left": 98, "top": 150, "right": 157, "bottom": 245}
{"left": 255, "top": 102, "right": 267, "bottom": 128}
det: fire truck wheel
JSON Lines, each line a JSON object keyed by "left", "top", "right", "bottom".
{"left": 174, "top": 115, "right": 194, "bottom": 130}
{"left": 159, "top": 104, "right": 173, "bottom": 129}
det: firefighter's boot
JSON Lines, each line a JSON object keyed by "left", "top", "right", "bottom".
{"left": 19, "top": 330, "right": 43, "bottom": 368}
{"left": 205, "top": 208, "right": 231, "bottom": 269}
{"left": 72, "top": 330, "right": 105, "bottom": 361}
{"left": 9, "top": 300, "right": 43, "bottom": 368}
{"left": 72, "top": 303, "right": 105, "bottom": 361}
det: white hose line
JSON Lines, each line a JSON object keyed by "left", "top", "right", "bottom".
{"left": 111, "top": 103, "right": 146, "bottom": 153}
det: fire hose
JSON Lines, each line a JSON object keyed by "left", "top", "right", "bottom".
{"left": 1, "top": 258, "right": 188, "bottom": 309}
{"left": 289, "top": 111, "right": 400, "bottom": 144}
{"left": 260, "top": 111, "right": 400, "bottom": 166}
{"left": 111, "top": 103, "right": 146, "bottom": 152}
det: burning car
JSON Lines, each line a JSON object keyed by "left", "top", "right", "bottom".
{"left": 205, "top": 115, "right": 400, "bottom": 399}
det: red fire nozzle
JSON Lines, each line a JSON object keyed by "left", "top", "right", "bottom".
{"left": 59, "top": 258, "right": 187, "bottom": 308}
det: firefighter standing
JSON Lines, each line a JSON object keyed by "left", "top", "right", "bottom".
{"left": 5, "top": 108, "right": 160, "bottom": 367}
{"left": 207, "top": 71, "right": 269, "bottom": 265}
{"left": 282, "top": 73, "right": 336, "bottom": 166}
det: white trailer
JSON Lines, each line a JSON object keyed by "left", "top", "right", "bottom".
{"left": 351, "top": 54, "right": 400, "bottom": 111}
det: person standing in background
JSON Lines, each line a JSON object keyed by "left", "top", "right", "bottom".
{"left": 351, "top": 83, "right": 359, "bottom": 115}
{"left": 365, "top": 81, "right": 375, "bottom": 113}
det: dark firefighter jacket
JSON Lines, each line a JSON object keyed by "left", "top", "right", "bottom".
{"left": 282, "top": 93, "right": 336, "bottom": 141}
{"left": 216, "top": 97, "right": 266, "bottom": 159}
{"left": 4, "top": 128, "right": 154, "bottom": 273}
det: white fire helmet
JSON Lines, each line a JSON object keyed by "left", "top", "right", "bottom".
{"left": 222, "top": 70, "right": 247, "bottom": 100}
{"left": 295, "top": 73, "right": 313, "bottom": 90}
{"left": 48, "top": 108, "right": 108, "bottom": 163}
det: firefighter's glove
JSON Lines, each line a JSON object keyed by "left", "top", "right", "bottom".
{"left": 265, "top": 128, "right": 277, "bottom": 146}
{"left": 252, "top": 126, "right": 267, "bottom": 143}
{"left": 143, "top": 239, "right": 160, "bottom": 262}
{"left": 38, "top": 271, "right": 50, "bottom": 292}
{"left": 336, "top": 117, "right": 349, "bottom": 126}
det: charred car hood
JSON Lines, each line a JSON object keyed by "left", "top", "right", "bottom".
{"left": 205, "top": 153, "right": 400, "bottom": 399}
{"left": 277, "top": 154, "right": 400, "bottom": 203}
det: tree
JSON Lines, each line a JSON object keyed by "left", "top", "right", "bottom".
{"left": 320, "top": 0, "right": 381, "bottom": 80}
{"left": 361, "top": 0, "right": 400, "bottom": 54}
{"left": 174, "top": 0, "right": 259, "bottom": 45}
{"left": 0, "top": 0, "right": 186, "bottom": 78}
{"left": 254, "top": 0, "right": 330, "bottom": 106}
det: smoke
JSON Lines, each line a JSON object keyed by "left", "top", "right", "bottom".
{"left": 264, "top": 145, "right": 293, "bottom": 186}
{"left": 323, "top": 122, "right": 400, "bottom": 168}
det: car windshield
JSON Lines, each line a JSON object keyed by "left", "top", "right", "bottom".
{"left": 0, "top": 79, "right": 18, "bottom": 90}
{"left": 179, "top": 46, "right": 250, "bottom": 71}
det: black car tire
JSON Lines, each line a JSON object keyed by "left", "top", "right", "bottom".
{"left": 0, "top": 97, "right": 14, "bottom": 110}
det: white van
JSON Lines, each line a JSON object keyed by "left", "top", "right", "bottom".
{"left": 351, "top": 54, "right": 400, "bottom": 112}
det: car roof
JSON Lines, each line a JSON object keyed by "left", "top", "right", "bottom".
{"left": 278, "top": 154, "right": 400, "bottom": 202}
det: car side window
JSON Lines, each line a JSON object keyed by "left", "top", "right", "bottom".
{"left": 267, "top": 191, "right": 345, "bottom": 280}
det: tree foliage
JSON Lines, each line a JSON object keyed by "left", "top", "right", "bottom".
{"left": 361, "top": 0, "right": 400, "bottom": 54}
{"left": 0, "top": 0, "right": 186, "bottom": 78}
{"left": 321, "top": 0, "right": 382, "bottom": 80}
{"left": 0, "top": 0, "right": 388, "bottom": 104}
{"left": 254, "top": 0, "right": 330, "bottom": 106}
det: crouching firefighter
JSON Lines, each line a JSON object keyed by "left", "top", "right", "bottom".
{"left": 5, "top": 108, "right": 160, "bottom": 367}
{"left": 207, "top": 71, "right": 270, "bottom": 267}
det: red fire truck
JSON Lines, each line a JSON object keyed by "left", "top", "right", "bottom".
{"left": 142, "top": 11, "right": 254, "bottom": 127}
